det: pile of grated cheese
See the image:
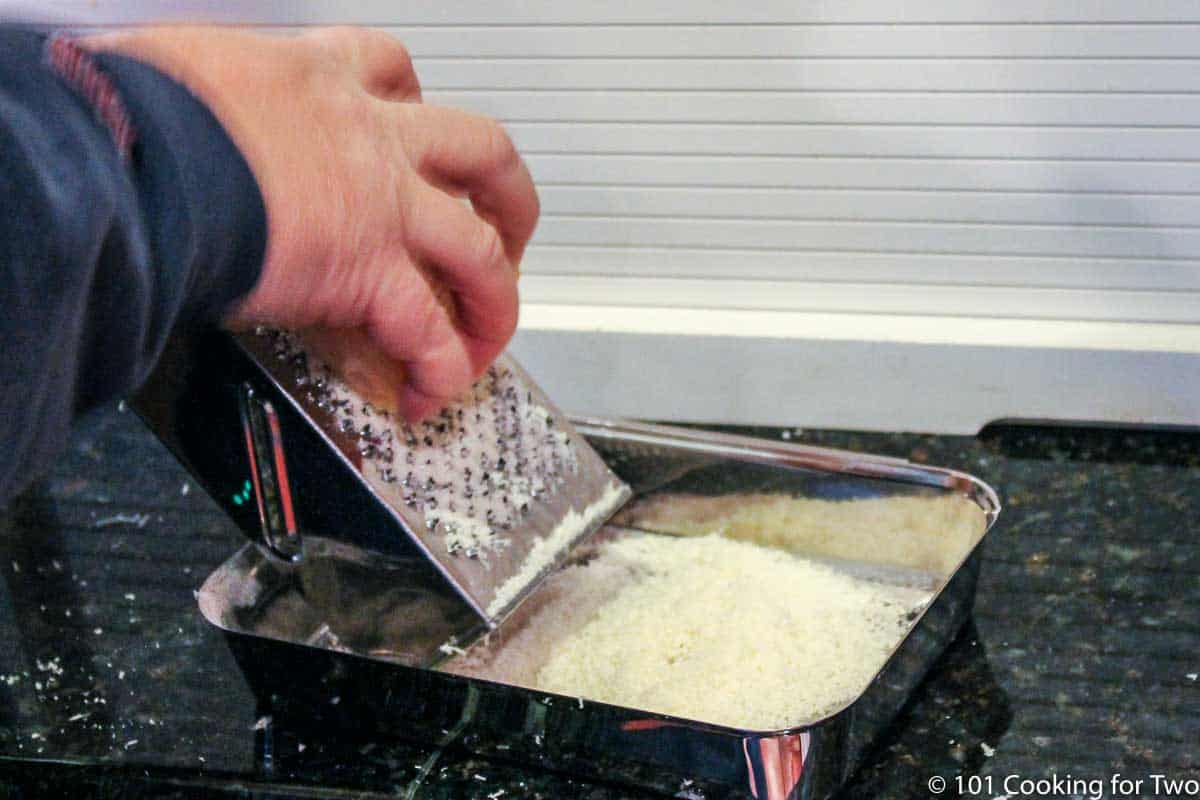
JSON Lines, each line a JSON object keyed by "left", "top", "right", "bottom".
{"left": 444, "top": 532, "right": 934, "bottom": 730}
{"left": 616, "top": 492, "right": 983, "bottom": 577}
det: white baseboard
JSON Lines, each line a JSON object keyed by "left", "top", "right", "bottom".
{"left": 510, "top": 304, "right": 1200, "bottom": 434}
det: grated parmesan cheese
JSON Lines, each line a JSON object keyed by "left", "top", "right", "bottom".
{"left": 445, "top": 531, "right": 934, "bottom": 730}
{"left": 617, "top": 492, "right": 983, "bottom": 576}
{"left": 485, "top": 480, "right": 628, "bottom": 618}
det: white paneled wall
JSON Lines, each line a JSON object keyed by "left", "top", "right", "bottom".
{"left": 26, "top": 2, "right": 1200, "bottom": 432}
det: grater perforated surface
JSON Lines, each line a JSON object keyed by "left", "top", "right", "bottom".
{"left": 248, "top": 330, "right": 631, "bottom": 625}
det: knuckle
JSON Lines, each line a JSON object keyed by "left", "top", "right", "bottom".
{"left": 308, "top": 27, "right": 416, "bottom": 84}
{"left": 385, "top": 39, "right": 415, "bottom": 76}
{"left": 478, "top": 119, "right": 519, "bottom": 171}
{"left": 408, "top": 290, "right": 453, "bottom": 353}
{"left": 472, "top": 224, "right": 507, "bottom": 270}
{"left": 366, "top": 265, "right": 435, "bottom": 347}
{"left": 361, "top": 27, "right": 414, "bottom": 71}
{"left": 307, "top": 25, "right": 357, "bottom": 53}
{"left": 301, "top": 27, "right": 358, "bottom": 77}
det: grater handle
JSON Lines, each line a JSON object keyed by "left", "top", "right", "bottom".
{"left": 238, "top": 383, "right": 304, "bottom": 562}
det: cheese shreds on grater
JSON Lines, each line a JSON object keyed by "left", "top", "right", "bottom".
{"left": 264, "top": 329, "right": 631, "bottom": 625}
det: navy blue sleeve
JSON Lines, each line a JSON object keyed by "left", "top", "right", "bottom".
{"left": 0, "top": 28, "right": 268, "bottom": 504}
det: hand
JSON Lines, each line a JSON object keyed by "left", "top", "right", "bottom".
{"left": 86, "top": 26, "right": 538, "bottom": 421}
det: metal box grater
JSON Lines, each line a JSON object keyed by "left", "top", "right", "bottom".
{"left": 133, "top": 326, "right": 630, "bottom": 664}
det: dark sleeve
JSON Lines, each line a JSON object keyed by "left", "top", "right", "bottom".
{"left": 0, "top": 28, "right": 268, "bottom": 504}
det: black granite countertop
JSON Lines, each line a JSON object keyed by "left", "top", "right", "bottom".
{"left": 0, "top": 405, "right": 1196, "bottom": 799}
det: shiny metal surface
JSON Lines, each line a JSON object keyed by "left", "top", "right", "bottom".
{"left": 235, "top": 332, "right": 632, "bottom": 627}
{"left": 198, "top": 535, "right": 483, "bottom": 667}
{"left": 133, "top": 328, "right": 630, "bottom": 664}
{"left": 575, "top": 417, "right": 1000, "bottom": 536}
{"left": 197, "top": 420, "right": 999, "bottom": 800}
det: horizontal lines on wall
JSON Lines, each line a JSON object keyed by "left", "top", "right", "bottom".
{"left": 517, "top": 274, "right": 1199, "bottom": 325}
{"left": 534, "top": 187, "right": 1200, "bottom": 226}
{"left": 523, "top": 157, "right": 1200, "bottom": 193}
{"left": 44, "top": 3, "right": 1200, "bottom": 25}
{"left": 366, "top": 24, "right": 1200, "bottom": 59}
{"left": 419, "top": 60, "right": 1200, "bottom": 92}
{"left": 428, "top": 92, "right": 1200, "bottom": 127}
{"left": 399, "top": 19, "right": 1200, "bottom": 326}
{"left": 64, "top": 5, "right": 1200, "bottom": 326}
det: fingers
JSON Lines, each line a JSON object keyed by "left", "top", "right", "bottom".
{"left": 366, "top": 112, "right": 528, "bottom": 422}
{"left": 365, "top": 264, "right": 477, "bottom": 422}
{"left": 399, "top": 106, "right": 540, "bottom": 264}
{"left": 363, "top": 183, "right": 521, "bottom": 421}
{"left": 306, "top": 27, "right": 421, "bottom": 101}
{"left": 297, "top": 326, "right": 447, "bottom": 424}
{"left": 295, "top": 327, "right": 408, "bottom": 413}
{"left": 403, "top": 184, "right": 520, "bottom": 367}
